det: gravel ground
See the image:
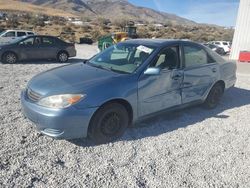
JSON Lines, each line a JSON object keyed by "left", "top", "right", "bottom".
{"left": 1, "top": 45, "right": 250, "bottom": 187}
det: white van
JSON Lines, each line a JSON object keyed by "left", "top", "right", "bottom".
{"left": 0, "top": 30, "right": 35, "bottom": 44}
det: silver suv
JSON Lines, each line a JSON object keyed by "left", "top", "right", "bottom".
{"left": 0, "top": 30, "right": 35, "bottom": 44}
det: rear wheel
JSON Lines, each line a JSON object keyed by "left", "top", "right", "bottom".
{"left": 88, "top": 103, "right": 129, "bottom": 144}
{"left": 57, "top": 51, "right": 68, "bottom": 63}
{"left": 2, "top": 52, "right": 17, "bottom": 64}
{"left": 204, "top": 83, "right": 224, "bottom": 109}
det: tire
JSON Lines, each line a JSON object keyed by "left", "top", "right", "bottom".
{"left": 88, "top": 103, "right": 129, "bottom": 144}
{"left": 216, "top": 48, "right": 224, "bottom": 56}
{"left": 57, "top": 51, "right": 69, "bottom": 63}
{"left": 204, "top": 83, "right": 224, "bottom": 109}
{"left": 2, "top": 52, "right": 17, "bottom": 64}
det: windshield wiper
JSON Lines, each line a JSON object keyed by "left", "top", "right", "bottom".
{"left": 86, "top": 62, "right": 128, "bottom": 74}
{"left": 109, "top": 67, "right": 128, "bottom": 74}
{"left": 86, "top": 62, "right": 111, "bottom": 71}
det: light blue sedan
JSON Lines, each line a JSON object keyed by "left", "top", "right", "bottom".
{"left": 21, "top": 39, "right": 236, "bottom": 144}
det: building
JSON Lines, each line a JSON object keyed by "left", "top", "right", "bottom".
{"left": 230, "top": 0, "right": 250, "bottom": 60}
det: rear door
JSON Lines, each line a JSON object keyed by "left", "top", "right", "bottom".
{"left": 18, "top": 36, "right": 36, "bottom": 60}
{"left": 181, "top": 43, "right": 219, "bottom": 103}
{"left": 39, "top": 36, "right": 58, "bottom": 59}
{"left": 138, "top": 45, "right": 183, "bottom": 116}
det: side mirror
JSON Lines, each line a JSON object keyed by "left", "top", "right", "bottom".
{"left": 144, "top": 67, "right": 161, "bottom": 75}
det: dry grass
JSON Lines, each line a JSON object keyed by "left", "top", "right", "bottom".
{"left": 0, "top": 0, "right": 76, "bottom": 17}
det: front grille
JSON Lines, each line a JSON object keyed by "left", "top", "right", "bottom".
{"left": 27, "top": 88, "right": 42, "bottom": 102}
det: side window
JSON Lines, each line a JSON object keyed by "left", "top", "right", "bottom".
{"left": 3, "top": 31, "right": 15, "bottom": 37}
{"left": 151, "top": 47, "right": 179, "bottom": 70}
{"left": 19, "top": 37, "right": 34, "bottom": 45}
{"left": 42, "top": 37, "right": 54, "bottom": 45}
{"left": 17, "top": 32, "right": 26, "bottom": 37}
{"left": 133, "top": 48, "right": 150, "bottom": 66}
{"left": 184, "top": 45, "right": 211, "bottom": 67}
{"left": 34, "top": 37, "right": 42, "bottom": 45}
{"left": 27, "top": 32, "right": 34, "bottom": 35}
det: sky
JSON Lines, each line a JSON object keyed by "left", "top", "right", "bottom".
{"left": 128, "top": 0, "right": 240, "bottom": 27}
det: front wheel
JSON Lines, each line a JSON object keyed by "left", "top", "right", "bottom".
{"left": 88, "top": 103, "right": 129, "bottom": 144}
{"left": 2, "top": 52, "right": 17, "bottom": 64}
{"left": 57, "top": 51, "right": 69, "bottom": 63}
{"left": 204, "top": 83, "right": 224, "bottom": 109}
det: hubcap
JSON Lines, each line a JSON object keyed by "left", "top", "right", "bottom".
{"left": 59, "top": 53, "right": 68, "bottom": 62}
{"left": 6, "top": 54, "right": 16, "bottom": 63}
{"left": 101, "top": 112, "right": 121, "bottom": 136}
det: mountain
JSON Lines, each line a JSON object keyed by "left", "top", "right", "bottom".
{"left": 18, "top": 0, "right": 196, "bottom": 25}
{"left": 0, "top": 0, "right": 75, "bottom": 17}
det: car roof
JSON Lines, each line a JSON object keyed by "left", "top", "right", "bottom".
{"left": 26, "top": 35, "right": 57, "bottom": 38}
{"left": 123, "top": 38, "right": 200, "bottom": 47}
{"left": 5, "top": 30, "right": 34, "bottom": 32}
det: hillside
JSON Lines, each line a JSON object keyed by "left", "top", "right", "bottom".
{"left": 19, "top": 0, "right": 196, "bottom": 25}
{"left": 0, "top": 0, "right": 75, "bottom": 17}
{"left": 0, "top": 0, "right": 234, "bottom": 43}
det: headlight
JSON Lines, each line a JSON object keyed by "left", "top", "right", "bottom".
{"left": 37, "top": 94, "right": 86, "bottom": 109}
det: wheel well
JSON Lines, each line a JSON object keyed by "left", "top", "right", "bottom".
{"left": 1, "top": 51, "right": 18, "bottom": 61}
{"left": 103, "top": 99, "right": 133, "bottom": 125}
{"left": 215, "top": 80, "right": 225, "bottom": 92}
{"left": 89, "top": 99, "right": 133, "bottom": 132}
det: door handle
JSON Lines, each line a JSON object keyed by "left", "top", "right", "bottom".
{"left": 183, "top": 82, "right": 192, "bottom": 88}
{"left": 212, "top": 68, "right": 217, "bottom": 73}
{"left": 172, "top": 74, "right": 182, "bottom": 80}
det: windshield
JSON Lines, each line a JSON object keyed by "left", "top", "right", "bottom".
{"left": 0, "top": 30, "right": 6, "bottom": 36}
{"left": 89, "top": 43, "right": 156, "bottom": 74}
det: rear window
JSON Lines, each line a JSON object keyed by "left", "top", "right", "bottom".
{"left": 42, "top": 37, "right": 54, "bottom": 45}
{"left": 223, "top": 42, "right": 228, "bottom": 45}
{"left": 17, "top": 32, "right": 26, "bottom": 37}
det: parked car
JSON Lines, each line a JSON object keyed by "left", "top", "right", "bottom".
{"left": 210, "top": 41, "right": 231, "bottom": 54}
{"left": 0, "top": 30, "right": 34, "bottom": 44}
{"left": 79, "top": 37, "right": 93, "bottom": 44}
{"left": 21, "top": 39, "right": 236, "bottom": 144}
{"left": 0, "top": 35, "right": 76, "bottom": 63}
{"left": 203, "top": 43, "right": 225, "bottom": 55}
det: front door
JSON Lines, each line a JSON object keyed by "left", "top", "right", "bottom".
{"left": 18, "top": 36, "right": 37, "bottom": 60}
{"left": 181, "top": 44, "right": 218, "bottom": 103}
{"left": 138, "top": 46, "right": 183, "bottom": 117}
{"left": 39, "top": 36, "right": 58, "bottom": 59}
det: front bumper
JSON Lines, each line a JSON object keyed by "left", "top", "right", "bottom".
{"left": 21, "top": 90, "right": 97, "bottom": 139}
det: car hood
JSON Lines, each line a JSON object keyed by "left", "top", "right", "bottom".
{"left": 28, "top": 63, "right": 119, "bottom": 96}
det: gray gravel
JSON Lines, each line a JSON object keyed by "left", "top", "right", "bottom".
{"left": 1, "top": 45, "right": 250, "bottom": 188}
